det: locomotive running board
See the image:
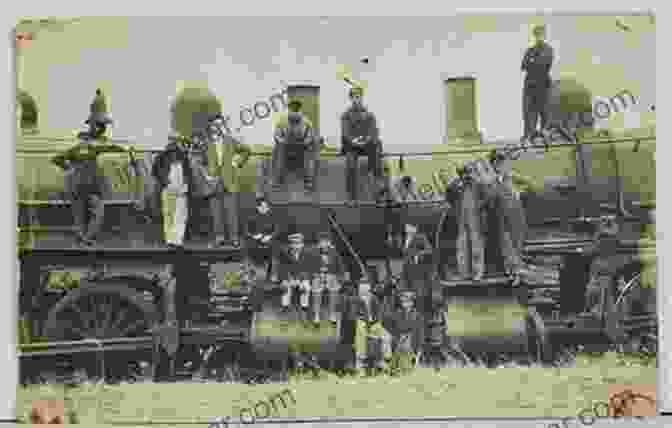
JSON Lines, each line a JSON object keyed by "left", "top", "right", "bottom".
{"left": 440, "top": 275, "right": 514, "bottom": 288}
{"left": 17, "top": 246, "right": 244, "bottom": 266}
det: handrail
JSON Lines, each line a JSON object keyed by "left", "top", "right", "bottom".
{"left": 16, "top": 135, "right": 656, "bottom": 156}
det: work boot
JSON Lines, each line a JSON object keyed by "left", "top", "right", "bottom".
{"left": 209, "top": 236, "right": 228, "bottom": 249}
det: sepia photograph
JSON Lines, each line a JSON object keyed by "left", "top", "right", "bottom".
{"left": 13, "top": 14, "right": 657, "bottom": 425}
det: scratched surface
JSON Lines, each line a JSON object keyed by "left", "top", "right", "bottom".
{"left": 13, "top": 14, "right": 659, "bottom": 424}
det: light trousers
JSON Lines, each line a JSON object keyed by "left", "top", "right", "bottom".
{"left": 162, "top": 189, "right": 188, "bottom": 245}
{"left": 355, "top": 320, "right": 392, "bottom": 363}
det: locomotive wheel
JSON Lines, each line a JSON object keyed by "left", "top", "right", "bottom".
{"left": 43, "top": 282, "right": 159, "bottom": 382}
{"left": 613, "top": 271, "right": 657, "bottom": 354}
{"left": 526, "top": 307, "right": 552, "bottom": 364}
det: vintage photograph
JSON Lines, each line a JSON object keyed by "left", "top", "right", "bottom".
{"left": 15, "top": 15, "right": 656, "bottom": 425}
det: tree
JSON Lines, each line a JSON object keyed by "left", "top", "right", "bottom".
{"left": 170, "top": 86, "right": 222, "bottom": 137}
{"left": 546, "top": 77, "right": 596, "bottom": 140}
{"left": 16, "top": 89, "right": 38, "bottom": 132}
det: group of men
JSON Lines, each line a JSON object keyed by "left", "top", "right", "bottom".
{"left": 270, "top": 85, "right": 383, "bottom": 201}
{"left": 48, "top": 26, "right": 544, "bottom": 372}
{"left": 52, "top": 22, "right": 550, "bottom": 251}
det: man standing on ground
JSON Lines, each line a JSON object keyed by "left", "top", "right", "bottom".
{"left": 521, "top": 24, "right": 554, "bottom": 142}
{"left": 341, "top": 86, "right": 383, "bottom": 201}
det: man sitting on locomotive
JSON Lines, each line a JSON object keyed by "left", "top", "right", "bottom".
{"left": 311, "top": 231, "right": 347, "bottom": 324}
{"left": 151, "top": 134, "right": 192, "bottom": 249}
{"left": 272, "top": 232, "right": 320, "bottom": 314}
{"left": 271, "top": 99, "right": 318, "bottom": 192}
{"left": 383, "top": 288, "right": 424, "bottom": 375}
{"left": 341, "top": 86, "right": 383, "bottom": 201}
{"left": 51, "top": 89, "right": 125, "bottom": 247}
{"left": 244, "top": 194, "right": 278, "bottom": 279}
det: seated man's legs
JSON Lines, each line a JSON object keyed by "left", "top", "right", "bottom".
{"left": 345, "top": 149, "right": 360, "bottom": 201}
{"left": 271, "top": 142, "right": 287, "bottom": 187}
{"left": 83, "top": 192, "right": 105, "bottom": 243}
{"left": 303, "top": 143, "right": 317, "bottom": 191}
{"left": 365, "top": 140, "right": 383, "bottom": 178}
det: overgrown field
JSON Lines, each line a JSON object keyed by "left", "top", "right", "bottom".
{"left": 16, "top": 353, "right": 656, "bottom": 426}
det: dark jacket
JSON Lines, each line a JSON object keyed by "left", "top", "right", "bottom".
{"left": 340, "top": 105, "right": 379, "bottom": 153}
{"left": 383, "top": 308, "right": 424, "bottom": 353}
{"left": 246, "top": 211, "right": 277, "bottom": 241}
{"left": 52, "top": 137, "right": 122, "bottom": 197}
{"left": 274, "top": 113, "right": 316, "bottom": 154}
{"left": 274, "top": 245, "right": 321, "bottom": 282}
{"left": 317, "top": 245, "right": 346, "bottom": 278}
{"left": 522, "top": 42, "right": 554, "bottom": 89}
{"left": 344, "top": 293, "right": 386, "bottom": 323}
{"left": 151, "top": 142, "right": 192, "bottom": 192}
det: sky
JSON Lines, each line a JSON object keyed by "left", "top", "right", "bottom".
{"left": 16, "top": 15, "right": 655, "bottom": 150}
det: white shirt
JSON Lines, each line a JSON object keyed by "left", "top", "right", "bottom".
{"left": 167, "top": 161, "right": 187, "bottom": 193}
{"left": 215, "top": 141, "right": 224, "bottom": 166}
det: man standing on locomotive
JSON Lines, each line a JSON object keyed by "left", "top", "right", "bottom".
{"left": 151, "top": 134, "right": 192, "bottom": 249}
{"left": 453, "top": 159, "right": 489, "bottom": 281}
{"left": 341, "top": 85, "right": 383, "bottom": 201}
{"left": 487, "top": 149, "right": 532, "bottom": 282}
{"left": 521, "top": 24, "right": 554, "bottom": 142}
{"left": 204, "top": 115, "right": 252, "bottom": 248}
{"left": 52, "top": 89, "right": 124, "bottom": 247}
{"left": 271, "top": 99, "right": 318, "bottom": 192}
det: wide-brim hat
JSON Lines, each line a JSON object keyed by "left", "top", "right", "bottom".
{"left": 349, "top": 84, "right": 364, "bottom": 96}
{"left": 85, "top": 89, "right": 113, "bottom": 125}
{"left": 84, "top": 111, "right": 114, "bottom": 126}
{"left": 76, "top": 130, "right": 94, "bottom": 140}
{"left": 288, "top": 99, "right": 302, "bottom": 109}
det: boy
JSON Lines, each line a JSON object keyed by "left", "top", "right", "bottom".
{"left": 245, "top": 194, "right": 277, "bottom": 278}
{"left": 349, "top": 280, "right": 392, "bottom": 375}
{"left": 312, "top": 231, "right": 346, "bottom": 323}
{"left": 384, "top": 289, "right": 424, "bottom": 375}
{"left": 273, "top": 232, "right": 319, "bottom": 313}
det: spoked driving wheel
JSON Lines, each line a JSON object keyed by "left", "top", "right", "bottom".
{"left": 613, "top": 270, "right": 657, "bottom": 354}
{"left": 43, "top": 283, "right": 159, "bottom": 382}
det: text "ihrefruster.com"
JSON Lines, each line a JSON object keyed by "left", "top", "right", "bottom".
{"left": 209, "top": 388, "right": 296, "bottom": 428}
{"left": 217, "top": 85, "right": 288, "bottom": 134}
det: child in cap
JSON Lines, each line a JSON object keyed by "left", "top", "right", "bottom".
{"left": 274, "top": 232, "right": 318, "bottom": 311}
{"left": 384, "top": 288, "right": 424, "bottom": 375}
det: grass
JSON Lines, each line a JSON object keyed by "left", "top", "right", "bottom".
{"left": 16, "top": 353, "right": 656, "bottom": 426}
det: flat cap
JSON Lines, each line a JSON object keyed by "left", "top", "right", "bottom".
{"left": 288, "top": 233, "right": 304, "bottom": 242}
